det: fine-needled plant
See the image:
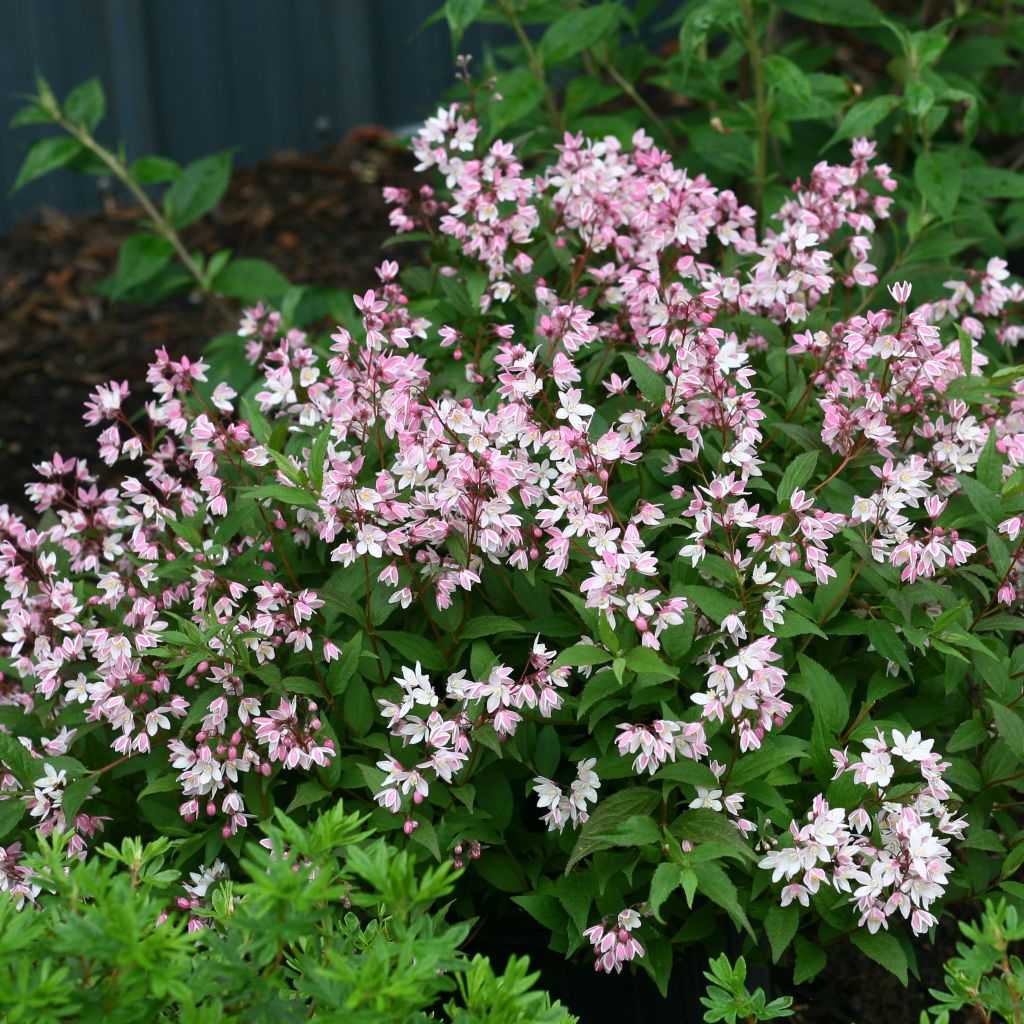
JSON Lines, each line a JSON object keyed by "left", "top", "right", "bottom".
{"left": 0, "top": 802, "right": 577, "bottom": 1024}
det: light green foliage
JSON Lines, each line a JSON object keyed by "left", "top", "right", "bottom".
{"left": 925, "top": 901, "right": 1024, "bottom": 1024}
{"left": 700, "top": 955, "right": 794, "bottom": 1023}
{"left": 0, "top": 805, "right": 577, "bottom": 1024}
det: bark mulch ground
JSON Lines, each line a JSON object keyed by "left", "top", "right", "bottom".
{"left": 0, "top": 126, "right": 420, "bottom": 517}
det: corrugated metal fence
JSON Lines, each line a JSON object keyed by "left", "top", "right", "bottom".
{"left": 0, "top": 0, "right": 506, "bottom": 235}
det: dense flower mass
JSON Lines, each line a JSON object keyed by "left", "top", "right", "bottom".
{"left": 759, "top": 730, "right": 964, "bottom": 935}
{"left": 1, "top": 97, "right": 1022, "bottom": 989}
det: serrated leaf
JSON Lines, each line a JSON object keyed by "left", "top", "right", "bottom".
{"left": 765, "top": 902, "right": 800, "bottom": 962}
{"left": 164, "top": 150, "right": 233, "bottom": 228}
{"left": 63, "top": 77, "right": 105, "bottom": 130}
{"left": 791, "top": 655, "right": 850, "bottom": 734}
{"left": 539, "top": 3, "right": 621, "bottom": 64}
{"left": 130, "top": 155, "right": 181, "bottom": 184}
{"left": 552, "top": 644, "right": 612, "bottom": 670}
{"left": 460, "top": 615, "right": 530, "bottom": 639}
{"left": 307, "top": 424, "right": 331, "bottom": 492}
{"left": 0, "top": 733, "right": 38, "bottom": 786}
{"left": 777, "top": 451, "right": 819, "bottom": 503}
{"left": 245, "top": 483, "right": 319, "bottom": 509}
{"left": 566, "top": 788, "right": 660, "bottom": 871}
{"left": 915, "top": 150, "right": 961, "bottom": 220}
{"left": 793, "top": 936, "right": 827, "bottom": 983}
{"left": 851, "top": 929, "right": 908, "bottom": 985}
{"left": 649, "top": 862, "right": 683, "bottom": 921}
{"left": 622, "top": 352, "right": 667, "bottom": 405}
{"left": 0, "top": 798, "right": 26, "bottom": 841}
{"left": 989, "top": 701, "right": 1024, "bottom": 758}
{"left": 678, "top": 585, "right": 740, "bottom": 624}
{"left": 692, "top": 860, "right": 754, "bottom": 939}
{"left": 764, "top": 54, "right": 812, "bottom": 103}
{"left": 959, "top": 474, "right": 1002, "bottom": 528}
{"left": 61, "top": 775, "right": 96, "bottom": 822}
{"left": 376, "top": 630, "right": 446, "bottom": 673}
{"left": 825, "top": 95, "right": 900, "bottom": 149}
{"left": 111, "top": 234, "right": 175, "bottom": 296}
{"left": 10, "top": 136, "right": 82, "bottom": 194}
{"left": 444, "top": 0, "right": 484, "bottom": 46}
{"left": 669, "top": 808, "right": 756, "bottom": 862}
{"left": 212, "top": 258, "right": 290, "bottom": 302}
{"left": 624, "top": 646, "right": 677, "bottom": 679}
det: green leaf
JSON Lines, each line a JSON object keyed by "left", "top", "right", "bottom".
{"left": 307, "top": 424, "right": 331, "bottom": 492}
{"left": 343, "top": 676, "right": 375, "bottom": 736}
{"left": 622, "top": 352, "right": 667, "bottom": 405}
{"left": 764, "top": 55, "right": 812, "bottom": 103}
{"left": 444, "top": 0, "right": 484, "bottom": 45}
{"left": 552, "top": 644, "right": 612, "bottom": 670}
{"left": 971, "top": 167, "right": 1024, "bottom": 200}
{"left": 0, "top": 734, "right": 38, "bottom": 786}
{"left": 778, "top": 0, "right": 884, "bottom": 26}
{"left": 915, "top": 150, "right": 962, "bottom": 220}
{"left": 10, "top": 135, "right": 82, "bottom": 194}
{"left": 669, "top": 808, "right": 756, "bottom": 863}
{"left": 955, "top": 323, "right": 974, "bottom": 377}
{"left": 61, "top": 775, "right": 95, "bottom": 822}
{"left": 825, "top": 95, "right": 900, "bottom": 149}
{"left": 327, "top": 632, "right": 362, "bottom": 696}
{"left": 539, "top": 4, "right": 621, "bottom": 64}
{"left": 765, "top": 902, "right": 799, "bottom": 962}
{"left": 959, "top": 474, "right": 1002, "bottom": 528}
{"left": 989, "top": 702, "right": 1024, "bottom": 758}
{"left": 164, "top": 150, "right": 233, "bottom": 228}
{"left": 677, "top": 585, "right": 740, "bottom": 624}
{"left": 851, "top": 930, "right": 908, "bottom": 985}
{"left": 947, "top": 717, "right": 988, "bottom": 753}
{"left": 410, "top": 818, "right": 442, "bottom": 861}
{"left": 245, "top": 484, "right": 319, "bottom": 510}
{"left": 692, "top": 861, "right": 754, "bottom": 939}
{"left": 0, "top": 798, "right": 26, "bottom": 841}
{"left": 376, "top": 630, "right": 446, "bottom": 672}
{"left": 649, "top": 862, "right": 683, "bottom": 921}
{"left": 130, "top": 155, "right": 181, "bottom": 184}
{"left": 459, "top": 615, "right": 530, "bottom": 639}
{"left": 63, "top": 78, "right": 105, "bottom": 130}
{"left": 111, "top": 234, "right": 175, "bottom": 296}
{"left": 793, "top": 936, "right": 827, "bottom": 983}
{"left": 566, "top": 788, "right": 659, "bottom": 871}
{"left": 777, "top": 451, "right": 819, "bottom": 503}
{"left": 791, "top": 655, "right": 850, "bottom": 734}
{"left": 9, "top": 103, "right": 52, "bottom": 128}
{"left": 486, "top": 69, "right": 545, "bottom": 136}
{"left": 212, "top": 258, "right": 290, "bottom": 302}
{"left": 624, "top": 646, "right": 677, "bottom": 679}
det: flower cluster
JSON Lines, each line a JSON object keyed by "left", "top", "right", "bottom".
{"left": 760, "top": 730, "right": 965, "bottom": 935}
{"left": 583, "top": 909, "right": 646, "bottom": 974}
{"left": 532, "top": 757, "right": 600, "bottom": 832}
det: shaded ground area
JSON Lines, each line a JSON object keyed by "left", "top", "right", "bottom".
{"left": 0, "top": 127, "right": 420, "bottom": 516}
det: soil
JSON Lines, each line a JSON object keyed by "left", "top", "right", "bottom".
{"left": 0, "top": 126, "right": 421, "bottom": 517}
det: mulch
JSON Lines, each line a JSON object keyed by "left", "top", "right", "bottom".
{"left": 0, "top": 126, "right": 421, "bottom": 516}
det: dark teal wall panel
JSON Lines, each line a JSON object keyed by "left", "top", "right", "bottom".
{"left": 0, "top": 0, "right": 506, "bottom": 234}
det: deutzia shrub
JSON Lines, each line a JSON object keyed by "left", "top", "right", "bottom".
{"left": 2, "top": 98, "right": 1023, "bottom": 995}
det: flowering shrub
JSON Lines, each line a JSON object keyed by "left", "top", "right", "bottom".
{"left": 3, "top": 85, "right": 1024, "bottom": 997}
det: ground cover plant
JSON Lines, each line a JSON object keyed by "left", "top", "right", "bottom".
{"left": 2, "top": 1, "right": 1024, "bottom": 1018}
